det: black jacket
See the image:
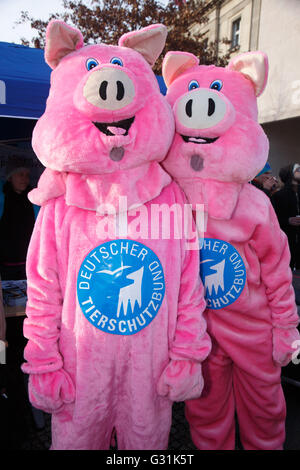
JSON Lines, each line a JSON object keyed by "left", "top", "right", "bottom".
{"left": 0, "top": 182, "right": 35, "bottom": 264}
{"left": 271, "top": 182, "right": 300, "bottom": 268}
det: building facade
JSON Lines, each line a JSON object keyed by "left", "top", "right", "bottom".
{"left": 196, "top": 0, "right": 300, "bottom": 176}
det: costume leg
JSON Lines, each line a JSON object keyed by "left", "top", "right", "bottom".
{"left": 185, "top": 343, "right": 235, "bottom": 450}
{"left": 116, "top": 394, "right": 172, "bottom": 450}
{"left": 51, "top": 404, "right": 115, "bottom": 450}
{"left": 233, "top": 363, "right": 286, "bottom": 450}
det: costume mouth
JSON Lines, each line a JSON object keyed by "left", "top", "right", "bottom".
{"left": 181, "top": 135, "right": 219, "bottom": 144}
{"left": 93, "top": 116, "right": 135, "bottom": 136}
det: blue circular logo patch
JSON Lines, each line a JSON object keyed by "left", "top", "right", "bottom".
{"left": 77, "top": 239, "right": 165, "bottom": 335}
{"left": 199, "top": 238, "right": 246, "bottom": 310}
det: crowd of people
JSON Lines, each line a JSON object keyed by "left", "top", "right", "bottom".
{"left": 252, "top": 162, "right": 300, "bottom": 271}
{"left": 272, "top": 164, "right": 300, "bottom": 271}
{"left": 0, "top": 157, "right": 41, "bottom": 448}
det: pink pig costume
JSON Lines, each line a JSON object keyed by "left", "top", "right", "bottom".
{"left": 162, "top": 51, "right": 300, "bottom": 450}
{"left": 21, "top": 22, "right": 211, "bottom": 450}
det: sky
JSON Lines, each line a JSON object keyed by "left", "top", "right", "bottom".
{"left": 0, "top": 0, "right": 66, "bottom": 43}
{"left": 0, "top": 0, "right": 169, "bottom": 45}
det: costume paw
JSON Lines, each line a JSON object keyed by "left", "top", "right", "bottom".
{"left": 28, "top": 369, "right": 75, "bottom": 414}
{"left": 272, "top": 326, "right": 300, "bottom": 367}
{"left": 157, "top": 360, "right": 204, "bottom": 402}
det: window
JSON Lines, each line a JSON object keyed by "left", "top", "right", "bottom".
{"left": 231, "top": 18, "right": 241, "bottom": 49}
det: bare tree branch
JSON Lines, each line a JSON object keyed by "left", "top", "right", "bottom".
{"left": 17, "top": 0, "right": 230, "bottom": 71}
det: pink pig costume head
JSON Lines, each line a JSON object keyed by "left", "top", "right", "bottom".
{"left": 161, "top": 51, "right": 269, "bottom": 198}
{"left": 32, "top": 20, "right": 174, "bottom": 175}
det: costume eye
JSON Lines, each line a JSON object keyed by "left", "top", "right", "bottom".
{"left": 210, "top": 79, "right": 223, "bottom": 91}
{"left": 188, "top": 80, "right": 200, "bottom": 91}
{"left": 110, "top": 57, "right": 123, "bottom": 66}
{"left": 86, "top": 58, "right": 99, "bottom": 71}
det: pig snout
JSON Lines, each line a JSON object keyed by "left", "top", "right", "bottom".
{"left": 83, "top": 67, "right": 135, "bottom": 111}
{"left": 175, "top": 88, "right": 235, "bottom": 135}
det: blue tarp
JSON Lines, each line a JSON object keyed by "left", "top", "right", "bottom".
{"left": 0, "top": 42, "right": 51, "bottom": 119}
{"left": 0, "top": 41, "right": 166, "bottom": 121}
{"left": 156, "top": 75, "right": 167, "bottom": 95}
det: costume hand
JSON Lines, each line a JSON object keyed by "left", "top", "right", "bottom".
{"left": 157, "top": 360, "right": 204, "bottom": 402}
{"left": 28, "top": 369, "right": 75, "bottom": 414}
{"left": 273, "top": 326, "right": 300, "bottom": 367}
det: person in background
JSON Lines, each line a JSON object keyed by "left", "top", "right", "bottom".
{"left": 0, "top": 158, "right": 39, "bottom": 281}
{"left": 0, "top": 276, "right": 6, "bottom": 348}
{"left": 0, "top": 157, "right": 42, "bottom": 447}
{"left": 0, "top": 274, "right": 7, "bottom": 406}
{"left": 271, "top": 163, "right": 300, "bottom": 270}
{"left": 251, "top": 162, "right": 281, "bottom": 197}
{"left": 0, "top": 274, "right": 9, "bottom": 449}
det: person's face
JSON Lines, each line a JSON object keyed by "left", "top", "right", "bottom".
{"left": 10, "top": 170, "right": 30, "bottom": 193}
{"left": 293, "top": 165, "right": 300, "bottom": 182}
{"left": 256, "top": 171, "right": 272, "bottom": 185}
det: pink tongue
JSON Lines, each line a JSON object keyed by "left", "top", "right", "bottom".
{"left": 107, "top": 126, "right": 126, "bottom": 136}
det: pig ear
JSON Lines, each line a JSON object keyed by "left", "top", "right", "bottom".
{"left": 118, "top": 24, "right": 167, "bottom": 67}
{"left": 162, "top": 51, "right": 199, "bottom": 88}
{"left": 228, "top": 51, "right": 268, "bottom": 97}
{"left": 45, "top": 20, "right": 84, "bottom": 69}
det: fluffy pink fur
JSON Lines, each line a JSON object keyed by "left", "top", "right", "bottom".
{"left": 23, "top": 182, "right": 211, "bottom": 449}
{"left": 163, "top": 63, "right": 268, "bottom": 185}
{"left": 32, "top": 42, "right": 173, "bottom": 174}
{"left": 22, "top": 22, "right": 211, "bottom": 450}
{"left": 162, "top": 50, "right": 300, "bottom": 450}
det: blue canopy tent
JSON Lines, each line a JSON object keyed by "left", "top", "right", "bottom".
{"left": 0, "top": 42, "right": 51, "bottom": 120}
{"left": 0, "top": 42, "right": 51, "bottom": 184}
{"left": 0, "top": 42, "right": 51, "bottom": 143}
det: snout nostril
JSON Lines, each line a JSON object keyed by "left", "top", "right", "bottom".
{"left": 186, "top": 99, "right": 193, "bottom": 118}
{"left": 99, "top": 81, "right": 108, "bottom": 100}
{"left": 208, "top": 98, "right": 215, "bottom": 117}
{"left": 116, "top": 81, "right": 125, "bottom": 101}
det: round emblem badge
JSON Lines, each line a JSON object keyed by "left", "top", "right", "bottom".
{"left": 199, "top": 238, "right": 246, "bottom": 310}
{"left": 77, "top": 239, "right": 165, "bottom": 335}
